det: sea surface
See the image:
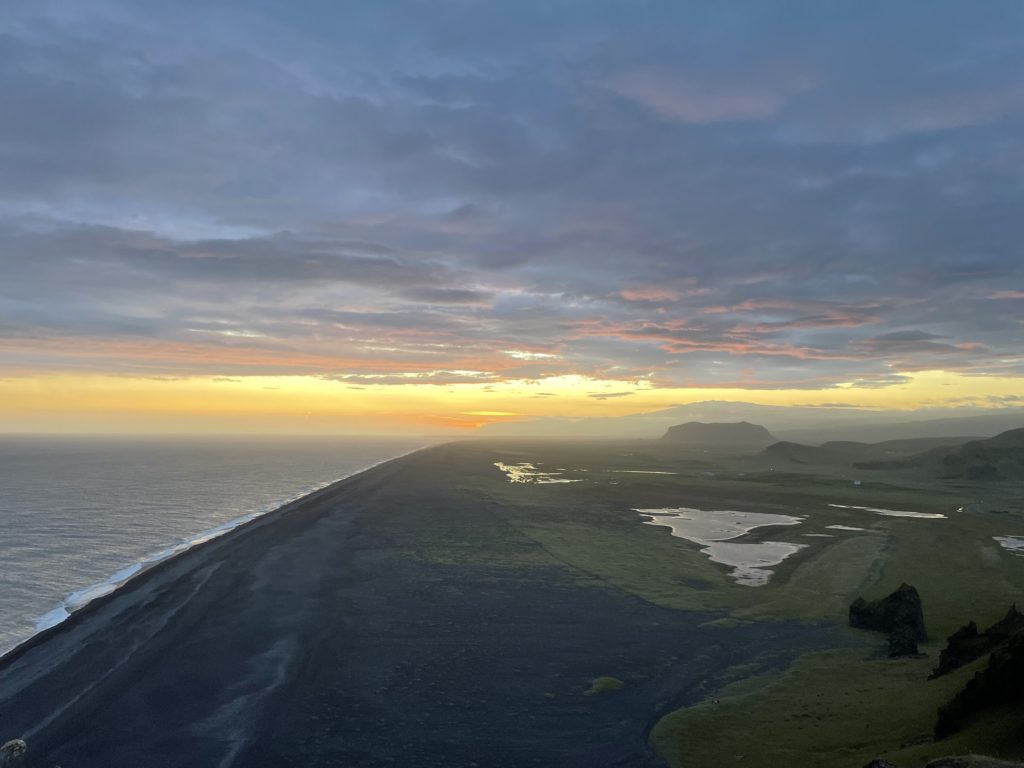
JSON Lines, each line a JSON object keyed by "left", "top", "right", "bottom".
{"left": 0, "top": 434, "right": 425, "bottom": 656}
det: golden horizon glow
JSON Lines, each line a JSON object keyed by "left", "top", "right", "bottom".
{"left": 1, "top": 369, "right": 1021, "bottom": 435}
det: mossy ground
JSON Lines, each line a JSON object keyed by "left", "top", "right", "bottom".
{"left": 424, "top": 439, "right": 1024, "bottom": 766}
{"left": 650, "top": 647, "right": 1024, "bottom": 768}
{"left": 584, "top": 676, "right": 625, "bottom": 695}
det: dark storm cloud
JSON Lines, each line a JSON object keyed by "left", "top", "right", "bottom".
{"left": 1, "top": 1, "right": 1023, "bottom": 385}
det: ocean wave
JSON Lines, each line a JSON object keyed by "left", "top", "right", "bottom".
{"left": 11, "top": 447, "right": 425, "bottom": 657}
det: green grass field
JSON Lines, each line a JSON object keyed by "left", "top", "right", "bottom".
{"left": 439, "top": 439, "right": 1024, "bottom": 765}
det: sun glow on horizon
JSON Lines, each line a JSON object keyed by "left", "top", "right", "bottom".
{"left": 1, "top": 369, "right": 1021, "bottom": 435}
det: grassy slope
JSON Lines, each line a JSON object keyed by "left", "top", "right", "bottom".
{"left": 423, "top": 440, "right": 1024, "bottom": 765}
{"left": 651, "top": 649, "right": 1024, "bottom": 768}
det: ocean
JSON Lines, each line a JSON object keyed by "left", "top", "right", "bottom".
{"left": 0, "top": 434, "right": 425, "bottom": 657}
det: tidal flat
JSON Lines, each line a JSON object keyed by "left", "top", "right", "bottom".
{"left": 1, "top": 440, "right": 1023, "bottom": 767}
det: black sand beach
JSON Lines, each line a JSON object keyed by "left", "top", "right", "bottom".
{"left": 0, "top": 443, "right": 833, "bottom": 767}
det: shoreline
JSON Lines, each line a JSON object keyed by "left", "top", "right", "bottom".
{"left": 0, "top": 444, "right": 431, "bottom": 669}
{"left": 0, "top": 440, "right": 837, "bottom": 768}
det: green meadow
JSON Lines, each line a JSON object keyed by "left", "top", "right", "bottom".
{"left": 437, "top": 439, "right": 1024, "bottom": 766}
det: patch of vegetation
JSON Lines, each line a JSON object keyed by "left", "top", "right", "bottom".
{"left": 437, "top": 441, "right": 1024, "bottom": 762}
{"left": 650, "top": 647, "right": 1024, "bottom": 768}
{"left": 584, "top": 676, "right": 624, "bottom": 695}
{"left": 698, "top": 617, "right": 746, "bottom": 629}
{"left": 511, "top": 518, "right": 750, "bottom": 613}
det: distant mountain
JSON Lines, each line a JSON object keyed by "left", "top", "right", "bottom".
{"left": 856, "top": 428, "right": 1024, "bottom": 481}
{"left": 661, "top": 421, "right": 776, "bottom": 450}
{"left": 475, "top": 401, "right": 1024, "bottom": 443}
{"left": 760, "top": 436, "right": 978, "bottom": 466}
{"left": 779, "top": 413, "right": 1024, "bottom": 445}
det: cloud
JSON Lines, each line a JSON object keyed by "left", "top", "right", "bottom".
{"left": 618, "top": 288, "right": 682, "bottom": 303}
{"left": 601, "top": 68, "right": 815, "bottom": 124}
{"left": 399, "top": 287, "right": 493, "bottom": 305}
{"left": 845, "top": 375, "right": 913, "bottom": 389}
{"left": 324, "top": 370, "right": 499, "bottom": 386}
{"left": 0, "top": 1, "right": 1023, "bottom": 391}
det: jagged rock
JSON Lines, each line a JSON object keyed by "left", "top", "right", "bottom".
{"left": 932, "top": 605, "right": 1024, "bottom": 678}
{"left": 850, "top": 583, "right": 927, "bottom": 656}
{"left": 0, "top": 740, "right": 27, "bottom": 768}
{"left": 888, "top": 623, "right": 920, "bottom": 657}
{"left": 862, "top": 757, "right": 1024, "bottom": 768}
{"left": 926, "top": 757, "right": 1024, "bottom": 767}
{"left": 936, "top": 631, "right": 1024, "bottom": 738}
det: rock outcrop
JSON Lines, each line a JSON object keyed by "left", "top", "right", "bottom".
{"left": 932, "top": 605, "right": 1024, "bottom": 678}
{"left": 0, "top": 740, "right": 27, "bottom": 768}
{"left": 935, "top": 631, "right": 1024, "bottom": 737}
{"left": 849, "top": 583, "right": 927, "bottom": 656}
{"left": 865, "top": 756, "right": 1024, "bottom": 767}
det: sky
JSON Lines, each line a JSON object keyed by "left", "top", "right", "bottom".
{"left": 1, "top": 1, "right": 1023, "bottom": 433}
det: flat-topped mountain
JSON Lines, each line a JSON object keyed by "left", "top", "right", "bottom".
{"left": 661, "top": 421, "right": 776, "bottom": 450}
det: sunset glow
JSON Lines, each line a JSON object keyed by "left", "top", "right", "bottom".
{"left": 1, "top": 2, "right": 1023, "bottom": 434}
{"left": 2, "top": 369, "right": 1021, "bottom": 434}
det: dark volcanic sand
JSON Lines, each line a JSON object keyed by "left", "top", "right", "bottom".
{"left": 0, "top": 444, "right": 834, "bottom": 767}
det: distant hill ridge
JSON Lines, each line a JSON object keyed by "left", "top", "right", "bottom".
{"left": 854, "top": 428, "right": 1024, "bottom": 481}
{"left": 661, "top": 421, "right": 776, "bottom": 449}
{"left": 760, "top": 436, "right": 980, "bottom": 466}
{"left": 476, "top": 401, "right": 1024, "bottom": 441}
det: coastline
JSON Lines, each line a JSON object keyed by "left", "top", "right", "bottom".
{"left": 0, "top": 441, "right": 835, "bottom": 768}
{"left": 0, "top": 444, "right": 429, "bottom": 668}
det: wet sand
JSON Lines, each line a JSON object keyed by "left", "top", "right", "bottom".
{"left": 0, "top": 443, "right": 832, "bottom": 767}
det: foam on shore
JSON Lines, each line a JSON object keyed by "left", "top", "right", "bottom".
{"left": 26, "top": 447, "right": 426, "bottom": 647}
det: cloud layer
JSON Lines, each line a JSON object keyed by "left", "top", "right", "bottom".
{"left": 1, "top": 1, "right": 1023, "bottom": 392}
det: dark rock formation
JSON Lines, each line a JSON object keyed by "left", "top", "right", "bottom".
{"left": 935, "top": 631, "right": 1024, "bottom": 738}
{"left": 849, "top": 583, "right": 927, "bottom": 656}
{"left": 932, "top": 605, "right": 1024, "bottom": 678}
{"left": 888, "top": 624, "right": 921, "bottom": 657}
{"left": 660, "top": 421, "right": 776, "bottom": 450}
{"left": 0, "top": 740, "right": 27, "bottom": 768}
{"left": 868, "top": 757, "right": 1024, "bottom": 768}
{"left": 926, "top": 755, "right": 1024, "bottom": 767}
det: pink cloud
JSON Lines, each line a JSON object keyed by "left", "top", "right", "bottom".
{"left": 602, "top": 68, "right": 816, "bottom": 124}
{"left": 618, "top": 288, "right": 680, "bottom": 302}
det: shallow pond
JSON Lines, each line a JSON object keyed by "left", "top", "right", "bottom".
{"left": 994, "top": 535, "right": 1024, "bottom": 554}
{"left": 494, "top": 462, "right": 582, "bottom": 484}
{"left": 636, "top": 507, "right": 805, "bottom": 587}
{"left": 828, "top": 503, "right": 946, "bottom": 519}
